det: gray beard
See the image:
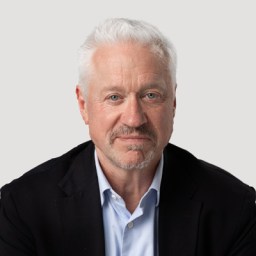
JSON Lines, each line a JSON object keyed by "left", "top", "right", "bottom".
{"left": 107, "top": 145, "right": 155, "bottom": 171}
{"left": 107, "top": 124, "right": 157, "bottom": 170}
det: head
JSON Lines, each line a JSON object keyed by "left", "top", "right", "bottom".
{"left": 76, "top": 18, "right": 177, "bottom": 172}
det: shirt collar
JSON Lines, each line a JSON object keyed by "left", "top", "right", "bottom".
{"left": 148, "top": 154, "right": 163, "bottom": 206}
{"left": 94, "top": 150, "right": 163, "bottom": 206}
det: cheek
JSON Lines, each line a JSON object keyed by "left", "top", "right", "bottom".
{"left": 87, "top": 104, "right": 119, "bottom": 135}
{"left": 153, "top": 110, "right": 174, "bottom": 138}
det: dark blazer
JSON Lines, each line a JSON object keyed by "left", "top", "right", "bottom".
{"left": 0, "top": 141, "right": 256, "bottom": 255}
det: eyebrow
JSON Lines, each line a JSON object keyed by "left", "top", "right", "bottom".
{"left": 101, "top": 86, "right": 126, "bottom": 94}
{"left": 101, "top": 81, "right": 167, "bottom": 93}
{"left": 140, "top": 82, "right": 167, "bottom": 91}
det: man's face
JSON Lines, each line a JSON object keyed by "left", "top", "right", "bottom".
{"left": 77, "top": 42, "right": 176, "bottom": 171}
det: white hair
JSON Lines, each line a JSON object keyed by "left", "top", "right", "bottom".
{"left": 78, "top": 18, "right": 177, "bottom": 94}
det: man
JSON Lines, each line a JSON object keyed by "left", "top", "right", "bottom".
{"left": 0, "top": 18, "right": 255, "bottom": 256}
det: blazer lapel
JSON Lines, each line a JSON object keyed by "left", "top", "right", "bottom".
{"left": 159, "top": 145, "right": 202, "bottom": 256}
{"left": 57, "top": 143, "right": 105, "bottom": 256}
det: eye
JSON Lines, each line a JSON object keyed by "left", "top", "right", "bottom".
{"left": 106, "top": 94, "right": 123, "bottom": 104}
{"left": 146, "top": 92, "right": 158, "bottom": 99}
{"left": 142, "top": 91, "right": 164, "bottom": 104}
{"left": 144, "top": 92, "right": 161, "bottom": 100}
{"left": 109, "top": 95, "right": 120, "bottom": 101}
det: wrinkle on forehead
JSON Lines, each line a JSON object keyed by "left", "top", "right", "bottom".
{"left": 89, "top": 42, "right": 173, "bottom": 94}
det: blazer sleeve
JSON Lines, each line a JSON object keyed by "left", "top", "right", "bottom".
{"left": 0, "top": 186, "right": 36, "bottom": 256}
{"left": 227, "top": 187, "right": 256, "bottom": 255}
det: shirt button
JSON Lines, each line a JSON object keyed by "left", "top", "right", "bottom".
{"left": 127, "top": 221, "right": 134, "bottom": 229}
{"left": 111, "top": 194, "right": 117, "bottom": 200}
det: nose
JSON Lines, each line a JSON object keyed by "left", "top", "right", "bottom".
{"left": 121, "top": 96, "right": 147, "bottom": 128}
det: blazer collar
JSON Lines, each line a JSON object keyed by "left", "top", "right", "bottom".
{"left": 57, "top": 142, "right": 105, "bottom": 256}
{"left": 158, "top": 144, "right": 202, "bottom": 256}
{"left": 58, "top": 142, "right": 97, "bottom": 196}
{"left": 58, "top": 142, "right": 199, "bottom": 199}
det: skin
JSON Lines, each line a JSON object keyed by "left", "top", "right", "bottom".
{"left": 76, "top": 42, "right": 176, "bottom": 212}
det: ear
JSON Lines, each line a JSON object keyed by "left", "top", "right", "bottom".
{"left": 173, "top": 97, "right": 177, "bottom": 117}
{"left": 76, "top": 85, "right": 89, "bottom": 124}
{"left": 173, "top": 83, "right": 177, "bottom": 117}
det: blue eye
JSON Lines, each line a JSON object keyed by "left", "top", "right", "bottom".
{"left": 146, "top": 93, "right": 157, "bottom": 99}
{"left": 110, "top": 95, "right": 119, "bottom": 101}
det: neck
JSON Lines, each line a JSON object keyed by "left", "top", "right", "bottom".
{"left": 96, "top": 150, "right": 160, "bottom": 213}
{"left": 109, "top": 169, "right": 155, "bottom": 213}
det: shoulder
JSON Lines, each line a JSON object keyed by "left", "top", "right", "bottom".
{"left": 0, "top": 141, "right": 94, "bottom": 199}
{"left": 163, "top": 143, "right": 255, "bottom": 200}
{"left": 163, "top": 144, "right": 256, "bottom": 240}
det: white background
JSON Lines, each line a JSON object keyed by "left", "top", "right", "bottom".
{"left": 0, "top": 0, "right": 255, "bottom": 188}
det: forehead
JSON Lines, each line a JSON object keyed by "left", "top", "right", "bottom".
{"left": 91, "top": 42, "right": 168, "bottom": 80}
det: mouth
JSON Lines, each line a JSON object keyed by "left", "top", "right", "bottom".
{"left": 116, "top": 135, "right": 151, "bottom": 143}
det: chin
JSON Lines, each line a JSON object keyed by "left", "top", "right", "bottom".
{"left": 110, "top": 150, "right": 156, "bottom": 171}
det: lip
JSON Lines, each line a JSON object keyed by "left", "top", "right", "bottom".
{"left": 117, "top": 136, "right": 151, "bottom": 142}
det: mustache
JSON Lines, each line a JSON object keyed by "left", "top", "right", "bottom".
{"left": 109, "top": 124, "right": 156, "bottom": 144}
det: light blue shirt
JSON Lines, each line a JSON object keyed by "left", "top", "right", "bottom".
{"left": 95, "top": 151, "right": 163, "bottom": 256}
